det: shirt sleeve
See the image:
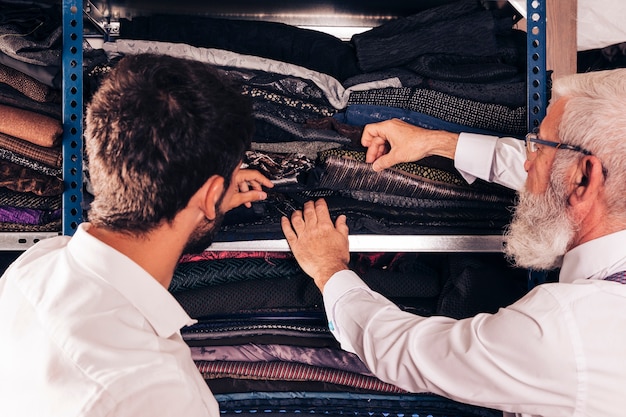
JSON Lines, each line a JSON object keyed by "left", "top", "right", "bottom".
{"left": 454, "top": 132, "right": 527, "bottom": 191}
{"left": 323, "top": 270, "right": 578, "bottom": 415}
{"left": 104, "top": 379, "right": 219, "bottom": 417}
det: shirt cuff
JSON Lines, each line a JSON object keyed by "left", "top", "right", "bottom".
{"left": 454, "top": 132, "right": 500, "bottom": 184}
{"left": 322, "top": 270, "right": 369, "bottom": 343}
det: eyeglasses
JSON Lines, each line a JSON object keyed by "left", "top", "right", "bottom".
{"left": 525, "top": 133, "right": 593, "bottom": 156}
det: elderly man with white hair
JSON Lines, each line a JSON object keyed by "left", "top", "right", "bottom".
{"left": 281, "top": 68, "right": 626, "bottom": 417}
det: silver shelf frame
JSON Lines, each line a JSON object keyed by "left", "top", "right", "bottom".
{"left": 209, "top": 234, "right": 506, "bottom": 253}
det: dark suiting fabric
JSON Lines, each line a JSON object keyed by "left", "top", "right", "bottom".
{"left": 351, "top": 1, "right": 503, "bottom": 73}
{"left": 215, "top": 392, "right": 502, "bottom": 417}
{"left": 119, "top": 15, "right": 361, "bottom": 81}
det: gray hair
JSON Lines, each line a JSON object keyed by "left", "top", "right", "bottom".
{"left": 551, "top": 68, "right": 626, "bottom": 221}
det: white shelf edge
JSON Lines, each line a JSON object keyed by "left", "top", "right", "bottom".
{"left": 0, "top": 232, "right": 60, "bottom": 251}
{"left": 208, "top": 234, "right": 505, "bottom": 253}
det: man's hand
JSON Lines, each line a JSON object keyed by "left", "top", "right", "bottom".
{"left": 361, "top": 118, "right": 459, "bottom": 172}
{"left": 281, "top": 199, "right": 350, "bottom": 292}
{"left": 223, "top": 168, "right": 274, "bottom": 211}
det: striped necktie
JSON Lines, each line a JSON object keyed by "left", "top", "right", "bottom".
{"left": 604, "top": 271, "right": 626, "bottom": 284}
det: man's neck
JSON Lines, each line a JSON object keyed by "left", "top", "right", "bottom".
{"left": 86, "top": 223, "right": 185, "bottom": 289}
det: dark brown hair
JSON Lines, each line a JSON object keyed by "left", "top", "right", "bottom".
{"left": 85, "top": 53, "right": 253, "bottom": 232}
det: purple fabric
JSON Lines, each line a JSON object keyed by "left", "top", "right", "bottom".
{"left": 190, "top": 344, "right": 372, "bottom": 376}
{"left": 0, "top": 205, "right": 60, "bottom": 225}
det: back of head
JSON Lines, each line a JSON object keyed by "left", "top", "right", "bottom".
{"left": 552, "top": 68, "right": 626, "bottom": 219}
{"left": 85, "top": 53, "right": 253, "bottom": 233}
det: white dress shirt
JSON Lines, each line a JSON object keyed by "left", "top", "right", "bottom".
{"left": 0, "top": 223, "right": 219, "bottom": 417}
{"left": 455, "top": 132, "right": 527, "bottom": 191}
{"left": 323, "top": 231, "right": 626, "bottom": 417}
{"left": 323, "top": 133, "right": 626, "bottom": 416}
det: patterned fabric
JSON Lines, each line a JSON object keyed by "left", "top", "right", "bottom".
{"left": 244, "top": 86, "right": 336, "bottom": 118}
{"left": 347, "top": 87, "right": 526, "bottom": 136}
{"left": 0, "top": 219, "right": 60, "bottom": 232}
{"left": 336, "top": 104, "right": 510, "bottom": 136}
{"left": 318, "top": 149, "right": 466, "bottom": 185}
{"left": 244, "top": 151, "right": 314, "bottom": 183}
{"left": 604, "top": 270, "right": 626, "bottom": 284}
{"left": 170, "top": 256, "right": 305, "bottom": 293}
{"left": 0, "top": 147, "right": 61, "bottom": 176}
{"left": 318, "top": 154, "right": 514, "bottom": 204}
{"left": 215, "top": 392, "right": 502, "bottom": 417}
{"left": 190, "top": 344, "right": 372, "bottom": 376}
{"left": 196, "top": 360, "right": 406, "bottom": 394}
{"left": 0, "top": 160, "right": 63, "bottom": 196}
{"left": 217, "top": 66, "right": 330, "bottom": 106}
{"left": 0, "top": 131, "right": 62, "bottom": 168}
{"left": 0, "top": 63, "right": 59, "bottom": 103}
{"left": 0, "top": 187, "right": 60, "bottom": 210}
{"left": 179, "top": 250, "right": 293, "bottom": 264}
{"left": 182, "top": 317, "right": 335, "bottom": 346}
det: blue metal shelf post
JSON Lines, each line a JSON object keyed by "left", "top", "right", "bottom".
{"left": 62, "top": 0, "right": 84, "bottom": 235}
{"left": 526, "top": 0, "right": 547, "bottom": 132}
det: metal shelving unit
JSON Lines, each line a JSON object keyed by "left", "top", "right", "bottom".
{"left": 0, "top": 0, "right": 546, "bottom": 252}
{"left": 0, "top": 0, "right": 83, "bottom": 250}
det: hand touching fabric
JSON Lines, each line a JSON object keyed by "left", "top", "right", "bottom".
{"left": 361, "top": 118, "right": 459, "bottom": 172}
{"left": 225, "top": 168, "right": 274, "bottom": 210}
{"left": 281, "top": 199, "right": 350, "bottom": 292}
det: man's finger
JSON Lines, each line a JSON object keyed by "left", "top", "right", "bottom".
{"left": 281, "top": 216, "right": 297, "bottom": 242}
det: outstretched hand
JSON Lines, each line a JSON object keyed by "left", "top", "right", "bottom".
{"left": 281, "top": 199, "right": 350, "bottom": 292}
{"left": 361, "top": 118, "right": 459, "bottom": 171}
{"left": 223, "top": 168, "right": 274, "bottom": 211}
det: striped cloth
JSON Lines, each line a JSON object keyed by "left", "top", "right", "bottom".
{"left": 196, "top": 360, "right": 406, "bottom": 394}
{"left": 604, "top": 270, "right": 626, "bottom": 284}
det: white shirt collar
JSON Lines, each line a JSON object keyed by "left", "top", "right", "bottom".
{"left": 67, "top": 223, "right": 196, "bottom": 337}
{"left": 559, "top": 229, "right": 626, "bottom": 284}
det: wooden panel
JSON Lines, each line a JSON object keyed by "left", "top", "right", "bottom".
{"left": 547, "top": 0, "right": 577, "bottom": 78}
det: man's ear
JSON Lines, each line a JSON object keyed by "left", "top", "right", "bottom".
{"left": 569, "top": 156, "right": 605, "bottom": 208}
{"left": 198, "top": 175, "right": 225, "bottom": 221}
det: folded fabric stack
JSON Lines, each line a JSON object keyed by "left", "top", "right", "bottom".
{"left": 170, "top": 250, "right": 527, "bottom": 416}
{"left": 82, "top": 1, "right": 534, "bottom": 414}
{"left": 0, "top": 1, "right": 64, "bottom": 232}
{"left": 92, "top": 0, "right": 524, "bottom": 241}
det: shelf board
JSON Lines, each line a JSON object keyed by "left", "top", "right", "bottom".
{"left": 0, "top": 232, "right": 60, "bottom": 251}
{"left": 208, "top": 234, "right": 505, "bottom": 253}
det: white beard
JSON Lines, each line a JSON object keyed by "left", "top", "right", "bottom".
{"left": 504, "top": 181, "right": 577, "bottom": 271}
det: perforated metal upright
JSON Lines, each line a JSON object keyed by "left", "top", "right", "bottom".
{"left": 62, "top": 0, "right": 84, "bottom": 236}
{"left": 525, "top": 0, "right": 549, "bottom": 289}
{"left": 526, "top": 0, "right": 547, "bottom": 132}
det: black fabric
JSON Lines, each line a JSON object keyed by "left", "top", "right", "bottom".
{"left": 119, "top": 15, "right": 361, "bottom": 81}
{"left": 351, "top": 1, "right": 503, "bottom": 73}
{"left": 437, "top": 253, "right": 528, "bottom": 319}
{"left": 216, "top": 393, "right": 502, "bottom": 417}
{"left": 217, "top": 190, "right": 514, "bottom": 241}
{"left": 170, "top": 257, "right": 305, "bottom": 293}
{"left": 405, "top": 54, "right": 519, "bottom": 83}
